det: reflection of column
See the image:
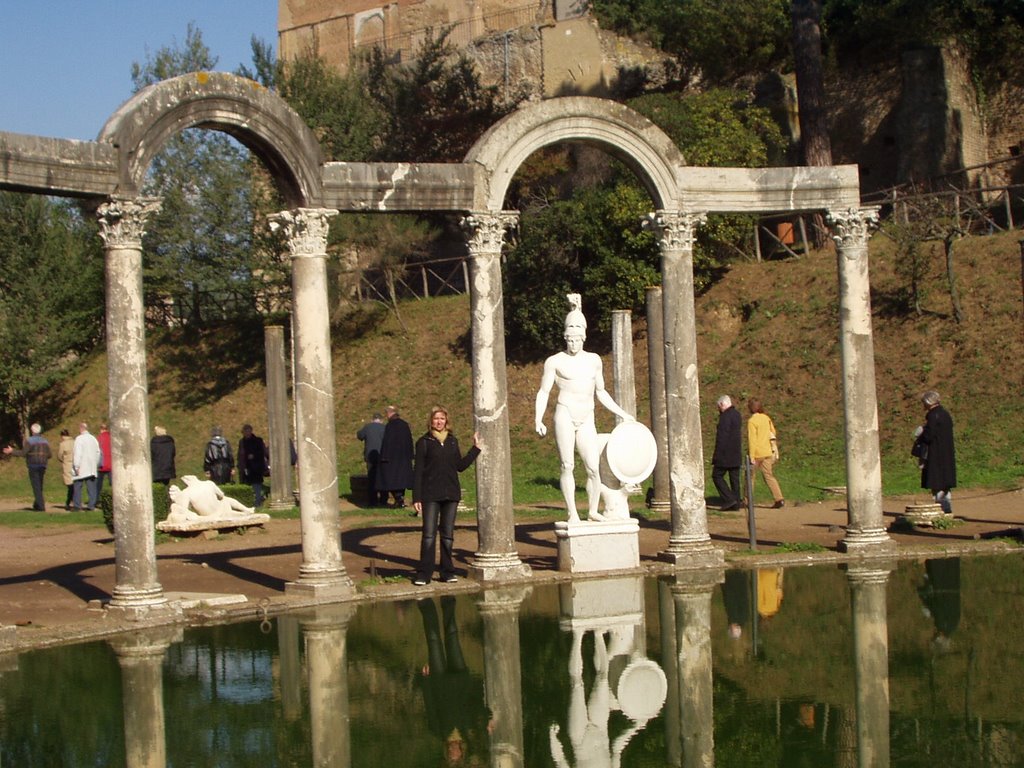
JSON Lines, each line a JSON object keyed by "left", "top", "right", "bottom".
{"left": 110, "top": 628, "right": 179, "bottom": 768}
{"left": 846, "top": 562, "right": 893, "bottom": 768}
{"left": 657, "top": 579, "right": 681, "bottom": 766}
{"left": 645, "top": 286, "right": 670, "bottom": 514}
{"left": 301, "top": 604, "right": 355, "bottom": 768}
{"left": 666, "top": 569, "right": 722, "bottom": 768}
{"left": 96, "top": 198, "right": 168, "bottom": 614}
{"left": 265, "top": 325, "right": 294, "bottom": 510}
{"left": 461, "top": 212, "right": 531, "bottom": 582}
{"left": 611, "top": 310, "right": 637, "bottom": 421}
{"left": 647, "top": 211, "right": 723, "bottom": 568}
{"left": 270, "top": 208, "right": 353, "bottom": 597}
{"left": 827, "top": 208, "right": 894, "bottom": 555}
{"left": 478, "top": 586, "right": 531, "bottom": 768}
{"left": 277, "top": 614, "right": 303, "bottom": 721}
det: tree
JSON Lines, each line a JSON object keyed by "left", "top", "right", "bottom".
{"left": 0, "top": 193, "right": 104, "bottom": 435}
{"left": 132, "top": 24, "right": 265, "bottom": 326}
{"left": 791, "top": 0, "right": 832, "bottom": 248}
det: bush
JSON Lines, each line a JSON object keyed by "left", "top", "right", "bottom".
{"left": 100, "top": 481, "right": 265, "bottom": 533}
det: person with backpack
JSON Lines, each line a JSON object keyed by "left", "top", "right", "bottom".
{"left": 203, "top": 425, "right": 235, "bottom": 485}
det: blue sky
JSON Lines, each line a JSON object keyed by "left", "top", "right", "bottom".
{"left": 0, "top": 2, "right": 278, "bottom": 141}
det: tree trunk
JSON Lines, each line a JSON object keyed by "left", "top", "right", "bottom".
{"left": 944, "top": 235, "right": 964, "bottom": 323}
{"left": 791, "top": 0, "right": 833, "bottom": 249}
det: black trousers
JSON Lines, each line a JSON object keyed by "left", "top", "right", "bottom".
{"left": 417, "top": 500, "right": 458, "bottom": 582}
{"left": 712, "top": 464, "right": 741, "bottom": 506}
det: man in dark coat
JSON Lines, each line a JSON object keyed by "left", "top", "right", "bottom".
{"left": 238, "top": 424, "right": 269, "bottom": 507}
{"left": 918, "top": 390, "right": 956, "bottom": 513}
{"left": 712, "top": 394, "right": 743, "bottom": 510}
{"left": 376, "top": 405, "right": 415, "bottom": 509}
{"left": 356, "top": 413, "right": 387, "bottom": 506}
{"left": 150, "top": 426, "right": 176, "bottom": 485}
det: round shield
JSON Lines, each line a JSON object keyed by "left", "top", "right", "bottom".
{"left": 604, "top": 420, "right": 657, "bottom": 484}
{"left": 616, "top": 658, "right": 667, "bottom": 722}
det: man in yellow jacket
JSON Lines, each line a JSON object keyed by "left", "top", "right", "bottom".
{"left": 747, "top": 398, "right": 785, "bottom": 508}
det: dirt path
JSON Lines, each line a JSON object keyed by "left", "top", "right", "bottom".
{"left": 1, "top": 486, "right": 1021, "bottom": 646}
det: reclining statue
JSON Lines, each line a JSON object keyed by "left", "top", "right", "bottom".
{"left": 166, "top": 475, "right": 256, "bottom": 525}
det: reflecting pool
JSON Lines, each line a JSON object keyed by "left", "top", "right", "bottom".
{"left": 2, "top": 555, "right": 1024, "bottom": 766}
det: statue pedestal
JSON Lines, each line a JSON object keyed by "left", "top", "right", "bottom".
{"left": 156, "top": 513, "right": 270, "bottom": 538}
{"left": 555, "top": 518, "right": 640, "bottom": 573}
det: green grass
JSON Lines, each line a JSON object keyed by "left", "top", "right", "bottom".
{"left": 0, "top": 508, "right": 105, "bottom": 528}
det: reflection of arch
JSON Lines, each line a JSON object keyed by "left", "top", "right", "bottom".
{"left": 98, "top": 72, "right": 324, "bottom": 207}
{"left": 464, "top": 96, "right": 684, "bottom": 210}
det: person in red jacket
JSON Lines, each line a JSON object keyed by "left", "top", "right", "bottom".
{"left": 411, "top": 406, "right": 482, "bottom": 586}
{"left": 96, "top": 423, "right": 112, "bottom": 498}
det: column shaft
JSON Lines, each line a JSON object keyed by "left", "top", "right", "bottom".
{"left": 611, "top": 309, "right": 637, "bottom": 421}
{"left": 462, "top": 212, "right": 531, "bottom": 582}
{"left": 96, "top": 198, "right": 167, "bottom": 613}
{"left": 646, "top": 287, "right": 671, "bottom": 513}
{"left": 271, "top": 208, "right": 352, "bottom": 596}
{"left": 649, "top": 212, "right": 722, "bottom": 568}
{"left": 828, "top": 208, "right": 894, "bottom": 554}
{"left": 265, "top": 325, "right": 294, "bottom": 509}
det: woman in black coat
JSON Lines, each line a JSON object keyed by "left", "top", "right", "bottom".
{"left": 919, "top": 390, "right": 956, "bottom": 513}
{"left": 412, "top": 406, "right": 482, "bottom": 586}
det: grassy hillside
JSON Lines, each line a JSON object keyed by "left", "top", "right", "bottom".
{"left": 2, "top": 229, "right": 1021, "bottom": 507}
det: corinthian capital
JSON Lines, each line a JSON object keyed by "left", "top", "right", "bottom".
{"left": 644, "top": 210, "right": 708, "bottom": 251}
{"left": 461, "top": 211, "right": 519, "bottom": 253}
{"left": 95, "top": 197, "right": 162, "bottom": 249}
{"left": 827, "top": 207, "right": 880, "bottom": 249}
{"left": 269, "top": 208, "right": 338, "bottom": 258}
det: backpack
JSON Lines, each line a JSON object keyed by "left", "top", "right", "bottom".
{"left": 209, "top": 439, "right": 229, "bottom": 462}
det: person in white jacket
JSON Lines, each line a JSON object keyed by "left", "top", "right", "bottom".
{"left": 72, "top": 422, "right": 102, "bottom": 510}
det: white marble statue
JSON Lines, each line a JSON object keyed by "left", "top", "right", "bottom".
{"left": 536, "top": 294, "right": 635, "bottom": 523}
{"left": 166, "top": 475, "right": 256, "bottom": 524}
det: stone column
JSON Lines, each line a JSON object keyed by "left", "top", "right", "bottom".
{"left": 827, "top": 208, "right": 895, "bottom": 555}
{"left": 96, "top": 198, "right": 168, "bottom": 615}
{"left": 666, "top": 569, "right": 722, "bottom": 768}
{"left": 645, "top": 287, "right": 671, "bottom": 514}
{"left": 478, "top": 586, "right": 531, "bottom": 768}
{"left": 611, "top": 310, "right": 637, "bottom": 421}
{"left": 264, "top": 325, "right": 294, "bottom": 510}
{"left": 647, "top": 211, "right": 723, "bottom": 569}
{"left": 269, "top": 208, "right": 353, "bottom": 597}
{"left": 109, "top": 628, "right": 179, "bottom": 768}
{"left": 300, "top": 604, "right": 355, "bottom": 768}
{"left": 846, "top": 562, "right": 893, "bottom": 768}
{"left": 461, "top": 212, "right": 531, "bottom": 582}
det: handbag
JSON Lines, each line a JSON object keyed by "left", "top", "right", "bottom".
{"left": 770, "top": 432, "right": 780, "bottom": 461}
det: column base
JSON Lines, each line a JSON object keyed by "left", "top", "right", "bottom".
{"left": 108, "top": 584, "right": 173, "bottom": 620}
{"left": 267, "top": 498, "right": 295, "bottom": 512}
{"left": 647, "top": 499, "right": 671, "bottom": 515}
{"left": 285, "top": 573, "right": 354, "bottom": 601}
{"left": 467, "top": 551, "right": 532, "bottom": 582}
{"left": 838, "top": 529, "right": 897, "bottom": 556}
{"left": 657, "top": 540, "right": 725, "bottom": 570}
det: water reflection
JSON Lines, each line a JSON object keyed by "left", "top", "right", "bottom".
{"left": 550, "top": 577, "right": 667, "bottom": 768}
{"left": 3, "top": 556, "right": 1024, "bottom": 766}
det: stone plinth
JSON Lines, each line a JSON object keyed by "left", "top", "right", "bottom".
{"left": 897, "top": 503, "right": 952, "bottom": 528}
{"left": 156, "top": 513, "right": 270, "bottom": 538}
{"left": 555, "top": 519, "right": 640, "bottom": 573}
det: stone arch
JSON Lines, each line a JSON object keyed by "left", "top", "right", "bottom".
{"left": 464, "top": 96, "right": 684, "bottom": 211}
{"left": 98, "top": 72, "right": 324, "bottom": 207}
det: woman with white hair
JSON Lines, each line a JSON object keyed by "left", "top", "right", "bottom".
{"left": 918, "top": 390, "right": 957, "bottom": 513}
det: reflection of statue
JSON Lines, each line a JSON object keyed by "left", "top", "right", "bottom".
{"left": 166, "top": 475, "right": 255, "bottom": 524}
{"left": 550, "top": 627, "right": 665, "bottom": 768}
{"left": 536, "top": 294, "right": 634, "bottom": 522}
